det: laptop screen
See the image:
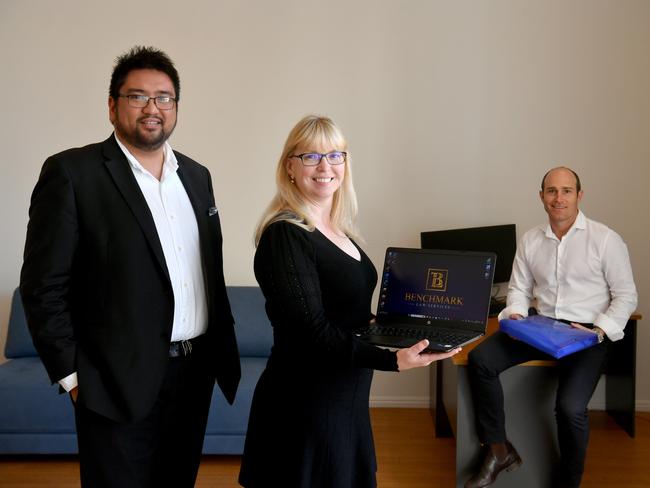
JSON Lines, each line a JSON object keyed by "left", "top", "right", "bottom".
{"left": 376, "top": 247, "right": 496, "bottom": 331}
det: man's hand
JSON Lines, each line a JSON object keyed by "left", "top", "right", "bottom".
{"left": 570, "top": 323, "right": 605, "bottom": 342}
{"left": 69, "top": 387, "right": 78, "bottom": 403}
{"left": 397, "top": 340, "right": 461, "bottom": 371}
{"left": 504, "top": 313, "right": 525, "bottom": 340}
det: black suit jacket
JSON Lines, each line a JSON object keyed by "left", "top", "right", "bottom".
{"left": 20, "top": 135, "right": 240, "bottom": 422}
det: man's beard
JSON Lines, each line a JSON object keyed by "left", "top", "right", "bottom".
{"left": 132, "top": 124, "right": 173, "bottom": 151}
{"left": 113, "top": 108, "right": 177, "bottom": 152}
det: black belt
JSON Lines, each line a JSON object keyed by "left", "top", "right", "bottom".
{"left": 168, "top": 334, "right": 206, "bottom": 358}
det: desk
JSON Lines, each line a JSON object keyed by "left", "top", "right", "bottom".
{"left": 433, "top": 314, "right": 640, "bottom": 488}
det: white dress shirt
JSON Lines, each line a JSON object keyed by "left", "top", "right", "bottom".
{"left": 498, "top": 211, "right": 637, "bottom": 342}
{"left": 59, "top": 136, "right": 207, "bottom": 392}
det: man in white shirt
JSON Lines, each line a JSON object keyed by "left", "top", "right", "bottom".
{"left": 20, "top": 46, "right": 240, "bottom": 487}
{"left": 464, "top": 167, "right": 637, "bottom": 488}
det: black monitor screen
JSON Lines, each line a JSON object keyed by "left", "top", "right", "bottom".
{"left": 420, "top": 224, "right": 516, "bottom": 284}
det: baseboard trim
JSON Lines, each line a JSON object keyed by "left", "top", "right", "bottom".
{"left": 369, "top": 396, "right": 430, "bottom": 408}
{"left": 588, "top": 401, "right": 606, "bottom": 410}
{"left": 634, "top": 400, "right": 650, "bottom": 412}
{"left": 589, "top": 401, "right": 650, "bottom": 412}
{"left": 370, "top": 397, "right": 650, "bottom": 411}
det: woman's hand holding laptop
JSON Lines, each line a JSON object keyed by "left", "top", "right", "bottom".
{"left": 396, "top": 339, "right": 461, "bottom": 371}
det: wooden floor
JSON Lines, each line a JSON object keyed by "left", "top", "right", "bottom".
{"left": 1, "top": 409, "right": 649, "bottom": 487}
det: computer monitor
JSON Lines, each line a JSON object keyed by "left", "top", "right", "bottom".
{"left": 420, "top": 224, "right": 517, "bottom": 284}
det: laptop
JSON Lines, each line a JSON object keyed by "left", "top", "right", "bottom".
{"left": 354, "top": 247, "right": 496, "bottom": 352}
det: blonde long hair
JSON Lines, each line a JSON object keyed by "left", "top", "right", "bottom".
{"left": 254, "top": 115, "right": 360, "bottom": 245}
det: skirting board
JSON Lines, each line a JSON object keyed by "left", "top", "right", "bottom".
{"left": 633, "top": 400, "right": 650, "bottom": 412}
{"left": 369, "top": 396, "right": 430, "bottom": 408}
{"left": 370, "top": 397, "right": 650, "bottom": 411}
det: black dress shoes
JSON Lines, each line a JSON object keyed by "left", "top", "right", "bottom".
{"left": 464, "top": 441, "right": 522, "bottom": 488}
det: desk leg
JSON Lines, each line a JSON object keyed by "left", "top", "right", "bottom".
{"left": 456, "top": 366, "right": 559, "bottom": 488}
{"left": 435, "top": 360, "right": 453, "bottom": 437}
{"left": 605, "top": 319, "right": 636, "bottom": 438}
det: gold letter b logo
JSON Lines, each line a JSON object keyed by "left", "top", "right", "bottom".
{"left": 426, "top": 269, "right": 448, "bottom": 291}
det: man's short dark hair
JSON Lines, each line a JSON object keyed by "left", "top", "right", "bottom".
{"left": 109, "top": 46, "right": 180, "bottom": 101}
{"left": 541, "top": 167, "right": 582, "bottom": 192}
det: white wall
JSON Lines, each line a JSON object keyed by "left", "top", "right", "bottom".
{"left": 1, "top": 0, "right": 648, "bottom": 409}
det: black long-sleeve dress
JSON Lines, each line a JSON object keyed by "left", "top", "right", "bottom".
{"left": 238, "top": 220, "right": 398, "bottom": 488}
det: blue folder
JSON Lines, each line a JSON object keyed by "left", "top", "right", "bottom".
{"left": 499, "top": 315, "right": 599, "bottom": 359}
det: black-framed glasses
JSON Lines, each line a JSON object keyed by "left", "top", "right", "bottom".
{"left": 118, "top": 94, "right": 176, "bottom": 110}
{"left": 290, "top": 151, "right": 347, "bottom": 166}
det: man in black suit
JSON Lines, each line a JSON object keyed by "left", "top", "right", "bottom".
{"left": 20, "top": 46, "right": 240, "bottom": 487}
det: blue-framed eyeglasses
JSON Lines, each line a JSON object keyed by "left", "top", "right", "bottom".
{"left": 290, "top": 151, "right": 347, "bottom": 166}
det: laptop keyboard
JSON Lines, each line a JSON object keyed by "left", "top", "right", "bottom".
{"left": 357, "top": 325, "right": 473, "bottom": 345}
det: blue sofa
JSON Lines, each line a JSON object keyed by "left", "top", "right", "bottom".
{"left": 0, "top": 286, "right": 272, "bottom": 454}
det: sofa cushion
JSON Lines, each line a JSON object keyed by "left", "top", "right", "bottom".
{"left": 5, "top": 289, "right": 38, "bottom": 359}
{"left": 205, "top": 357, "right": 266, "bottom": 434}
{"left": 228, "top": 286, "right": 273, "bottom": 357}
{"left": 202, "top": 356, "right": 267, "bottom": 454}
{"left": 0, "top": 357, "right": 76, "bottom": 434}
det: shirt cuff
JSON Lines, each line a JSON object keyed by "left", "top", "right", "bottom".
{"left": 58, "top": 372, "right": 78, "bottom": 392}
{"left": 594, "top": 313, "right": 625, "bottom": 342}
{"left": 498, "top": 305, "right": 529, "bottom": 322}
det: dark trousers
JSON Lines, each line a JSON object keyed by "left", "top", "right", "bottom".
{"left": 74, "top": 345, "right": 215, "bottom": 488}
{"left": 467, "top": 331, "right": 607, "bottom": 487}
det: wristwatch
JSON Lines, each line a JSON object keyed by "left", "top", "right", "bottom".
{"left": 594, "top": 327, "right": 605, "bottom": 343}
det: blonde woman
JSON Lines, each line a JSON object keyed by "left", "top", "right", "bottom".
{"left": 238, "top": 115, "right": 459, "bottom": 488}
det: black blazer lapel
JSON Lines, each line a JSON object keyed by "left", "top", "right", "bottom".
{"left": 101, "top": 136, "right": 171, "bottom": 284}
